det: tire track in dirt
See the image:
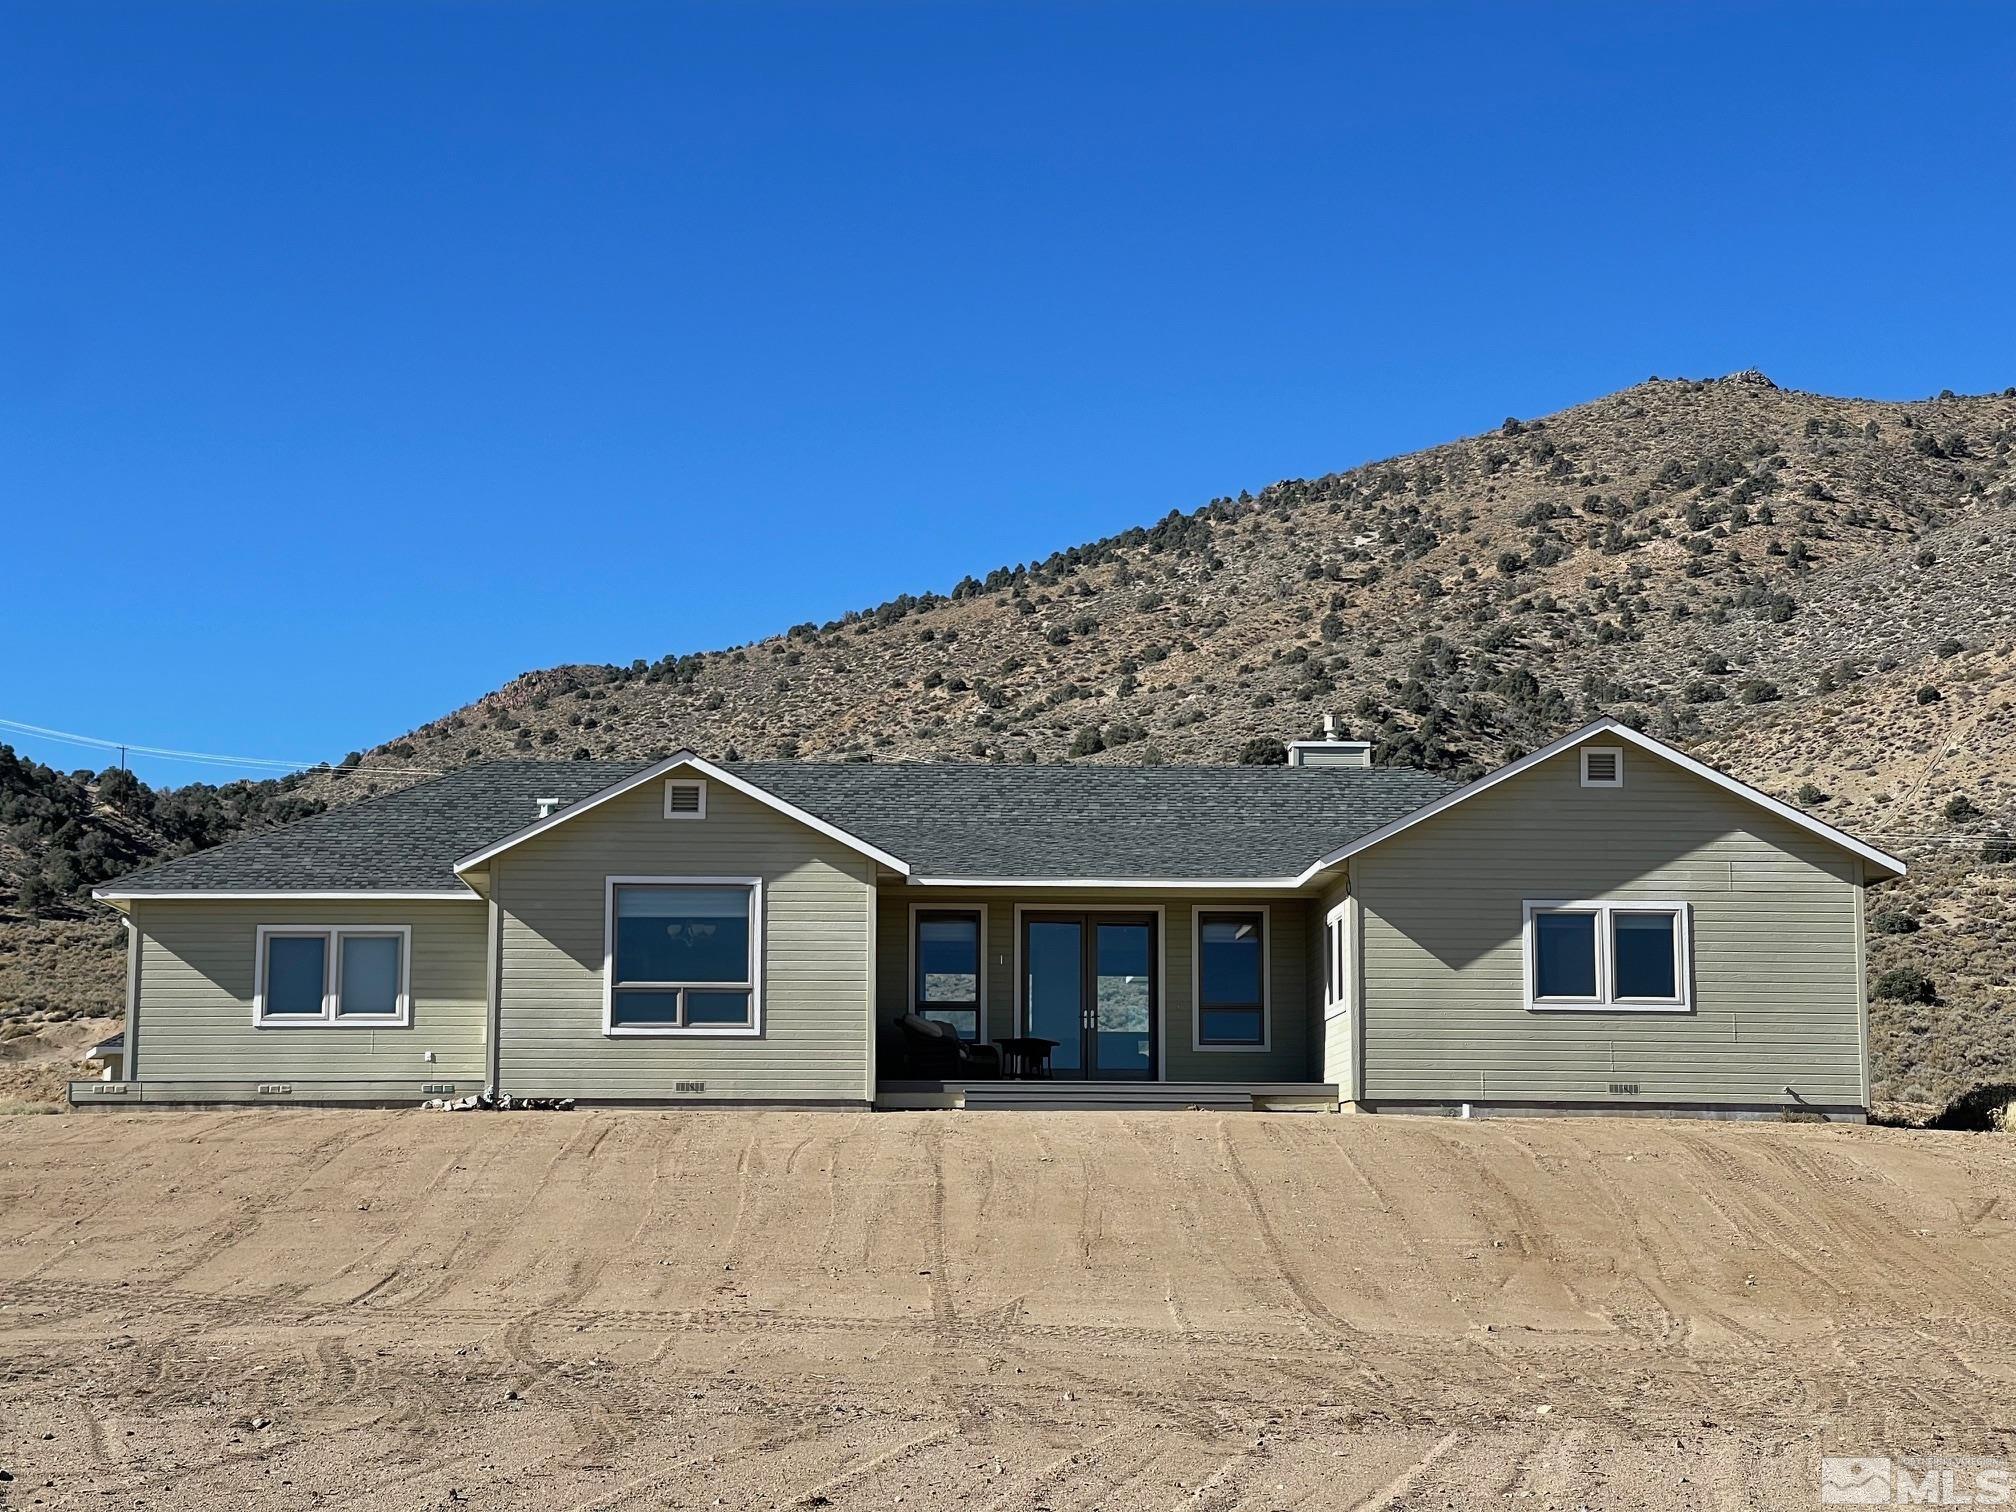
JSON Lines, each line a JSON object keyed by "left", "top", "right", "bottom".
{"left": 310, "top": 1126, "right": 518, "bottom": 1310}
{"left": 785, "top": 1423, "right": 961, "bottom": 1506}
{"left": 549, "top": 1408, "right": 837, "bottom": 1512}
{"left": 0, "top": 1275, "right": 1349, "bottom": 1362}
{"left": 155, "top": 1118, "right": 386, "bottom": 1284}
{"left": 1349, "top": 1429, "right": 1462, "bottom": 1510}
{"left": 385, "top": 1115, "right": 623, "bottom": 1319}
{"left": 971, "top": 1424, "right": 1136, "bottom": 1512}
{"left": 1674, "top": 1130, "right": 1861, "bottom": 1302}
{"left": 1215, "top": 1118, "right": 1360, "bottom": 1346}
{"left": 1123, "top": 1121, "right": 1207, "bottom": 1394}
{"left": 1539, "top": 1122, "right": 1776, "bottom": 1356}
{"left": 1745, "top": 1132, "right": 2016, "bottom": 1316}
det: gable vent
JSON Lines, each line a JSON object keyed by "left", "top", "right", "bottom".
{"left": 663, "top": 779, "right": 707, "bottom": 819}
{"left": 1580, "top": 747, "right": 1623, "bottom": 788}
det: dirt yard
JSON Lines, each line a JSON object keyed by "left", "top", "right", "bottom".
{"left": 0, "top": 1110, "right": 2011, "bottom": 1510}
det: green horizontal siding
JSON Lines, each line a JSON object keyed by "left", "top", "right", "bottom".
{"left": 129, "top": 899, "right": 488, "bottom": 1083}
{"left": 494, "top": 776, "right": 875, "bottom": 1102}
{"left": 1354, "top": 739, "right": 1868, "bottom": 1108}
{"left": 875, "top": 887, "right": 1317, "bottom": 1081}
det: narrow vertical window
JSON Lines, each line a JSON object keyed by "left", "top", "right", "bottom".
{"left": 1196, "top": 910, "right": 1266, "bottom": 1047}
{"left": 915, "top": 910, "right": 982, "bottom": 1041}
{"left": 1322, "top": 902, "right": 1350, "bottom": 1020}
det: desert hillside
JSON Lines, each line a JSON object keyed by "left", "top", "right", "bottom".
{"left": 6, "top": 371, "right": 2013, "bottom": 1103}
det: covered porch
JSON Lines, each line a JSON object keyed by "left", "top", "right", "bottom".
{"left": 873, "top": 883, "right": 1333, "bottom": 1092}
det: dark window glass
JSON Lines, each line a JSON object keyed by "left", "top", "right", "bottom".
{"left": 917, "top": 915, "right": 979, "bottom": 1004}
{"left": 265, "top": 935, "right": 327, "bottom": 1015}
{"left": 614, "top": 886, "right": 750, "bottom": 985}
{"left": 1200, "top": 1007, "right": 1263, "bottom": 1044}
{"left": 1198, "top": 913, "right": 1263, "bottom": 1044}
{"left": 1533, "top": 912, "right": 1598, "bottom": 998}
{"left": 917, "top": 912, "right": 982, "bottom": 1041}
{"left": 685, "top": 990, "right": 753, "bottom": 1026}
{"left": 1025, "top": 920, "right": 1084, "bottom": 1072}
{"left": 337, "top": 934, "right": 401, "bottom": 1017}
{"left": 611, "top": 990, "right": 683, "bottom": 1026}
{"left": 1612, "top": 913, "right": 1678, "bottom": 1000}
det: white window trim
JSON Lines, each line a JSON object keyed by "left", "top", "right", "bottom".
{"left": 1579, "top": 746, "right": 1624, "bottom": 788}
{"left": 1191, "top": 903, "right": 1271, "bottom": 1053}
{"left": 1321, "top": 898, "right": 1351, "bottom": 1022}
{"left": 253, "top": 924, "right": 412, "bottom": 1028}
{"left": 907, "top": 902, "right": 987, "bottom": 1041}
{"left": 1522, "top": 899, "right": 1692, "bottom": 1014}
{"left": 663, "top": 779, "right": 708, "bottom": 820}
{"left": 602, "top": 875, "right": 763, "bottom": 1038}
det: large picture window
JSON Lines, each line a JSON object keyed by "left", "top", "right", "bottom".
{"left": 1195, "top": 909, "right": 1267, "bottom": 1048}
{"left": 914, "top": 909, "right": 982, "bottom": 1041}
{"left": 1523, "top": 901, "right": 1691, "bottom": 1012}
{"left": 605, "top": 878, "right": 761, "bottom": 1035}
{"left": 255, "top": 925, "right": 410, "bottom": 1027}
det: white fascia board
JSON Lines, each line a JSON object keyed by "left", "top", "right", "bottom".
{"left": 908, "top": 875, "right": 1304, "bottom": 890}
{"left": 450, "top": 752, "right": 912, "bottom": 876}
{"left": 1292, "top": 717, "right": 1907, "bottom": 884}
{"left": 93, "top": 889, "right": 480, "bottom": 902}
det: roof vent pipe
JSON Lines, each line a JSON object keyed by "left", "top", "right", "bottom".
{"left": 535, "top": 797, "right": 562, "bottom": 819}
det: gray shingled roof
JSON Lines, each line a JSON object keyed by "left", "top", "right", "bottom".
{"left": 733, "top": 763, "right": 1456, "bottom": 878}
{"left": 100, "top": 762, "right": 632, "bottom": 894}
{"left": 99, "top": 758, "right": 1458, "bottom": 894}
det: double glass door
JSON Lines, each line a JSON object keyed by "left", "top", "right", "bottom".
{"left": 1022, "top": 913, "right": 1157, "bottom": 1079}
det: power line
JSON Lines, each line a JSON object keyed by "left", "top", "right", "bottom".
{"left": 0, "top": 717, "right": 447, "bottom": 779}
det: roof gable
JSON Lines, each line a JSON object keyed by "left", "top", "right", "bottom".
{"left": 1295, "top": 718, "right": 1907, "bottom": 883}
{"left": 450, "top": 752, "right": 913, "bottom": 876}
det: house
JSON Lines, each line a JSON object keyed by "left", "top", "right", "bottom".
{"left": 78, "top": 718, "right": 1904, "bottom": 1119}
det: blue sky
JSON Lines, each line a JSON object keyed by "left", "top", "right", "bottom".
{"left": 5, "top": 2, "right": 2013, "bottom": 787}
